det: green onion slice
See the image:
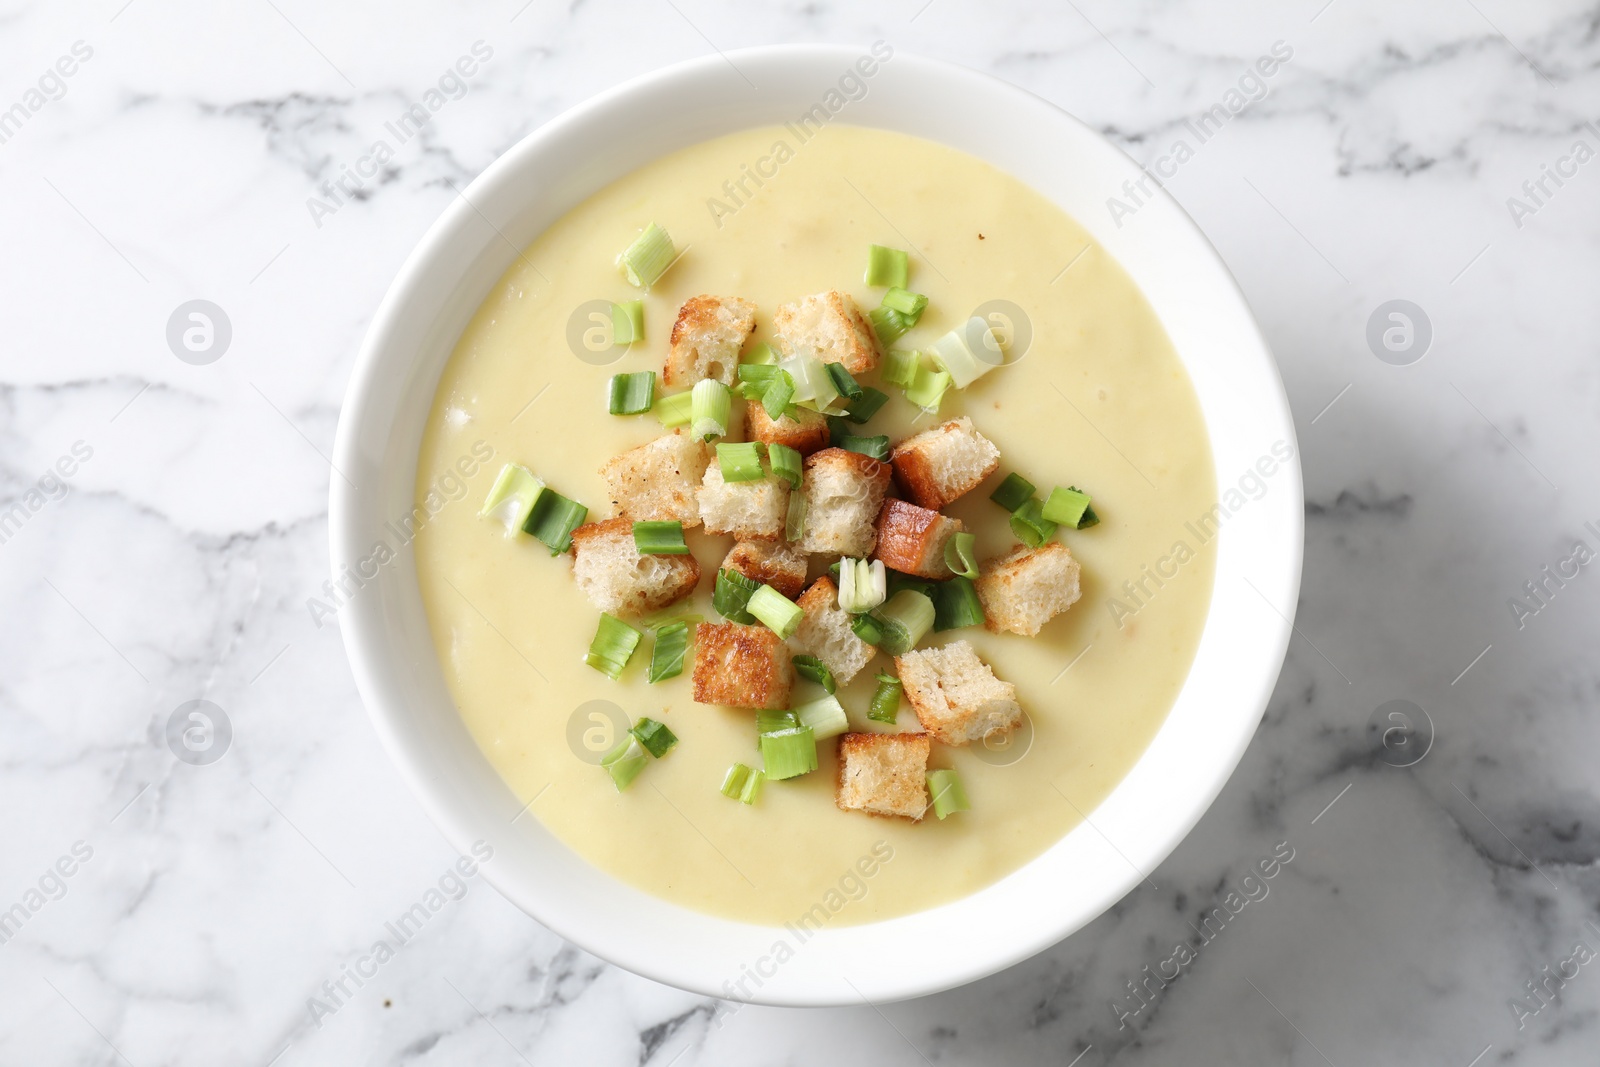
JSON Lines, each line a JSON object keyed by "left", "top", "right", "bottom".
{"left": 522, "top": 489, "right": 587, "bottom": 554}
{"left": 784, "top": 491, "right": 807, "bottom": 542}
{"left": 760, "top": 725, "right": 818, "bottom": 780}
{"left": 933, "top": 575, "right": 985, "bottom": 631}
{"left": 717, "top": 441, "right": 766, "bottom": 483}
{"left": 824, "top": 362, "right": 864, "bottom": 401}
{"left": 630, "top": 716, "right": 678, "bottom": 758}
{"left": 881, "top": 287, "right": 928, "bottom": 321}
{"left": 864, "top": 244, "right": 909, "bottom": 288}
{"left": 761, "top": 369, "right": 797, "bottom": 420}
{"left": 721, "top": 762, "right": 752, "bottom": 799}
{"left": 838, "top": 557, "right": 887, "bottom": 614}
{"left": 851, "top": 612, "right": 884, "bottom": 646}
{"left": 868, "top": 672, "right": 903, "bottom": 724}
{"left": 767, "top": 443, "right": 802, "bottom": 489}
{"left": 608, "top": 371, "right": 656, "bottom": 416}
{"left": 633, "top": 520, "right": 689, "bottom": 555}
{"left": 738, "top": 363, "right": 782, "bottom": 384}
{"left": 792, "top": 655, "right": 837, "bottom": 695}
{"left": 617, "top": 222, "right": 676, "bottom": 289}
{"left": 713, "top": 568, "right": 761, "bottom": 623}
{"left": 869, "top": 305, "right": 913, "bottom": 346}
{"left": 756, "top": 709, "right": 800, "bottom": 736}
{"left": 656, "top": 391, "right": 695, "bottom": 428}
{"left": 480, "top": 463, "right": 545, "bottom": 535}
{"left": 1010, "top": 498, "right": 1058, "bottom": 548}
{"left": 691, "top": 379, "right": 731, "bottom": 440}
{"left": 584, "top": 613, "right": 641, "bottom": 679}
{"left": 611, "top": 299, "right": 645, "bottom": 345}
{"left": 793, "top": 693, "right": 848, "bottom": 739}
{"left": 883, "top": 348, "right": 918, "bottom": 388}
{"left": 989, "top": 472, "right": 1036, "bottom": 512}
{"left": 944, "top": 531, "right": 979, "bottom": 580}
{"left": 842, "top": 386, "right": 889, "bottom": 424}
{"left": 929, "top": 318, "right": 1001, "bottom": 388}
{"left": 886, "top": 570, "right": 939, "bottom": 602}
{"left": 904, "top": 364, "right": 952, "bottom": 413}
{"left": 874, "top": 589, "right": 936, "bottom": 655}
{"left": 647, "top": 621, "right": 689, "bottom": 683}
{"left": 1042, "top": 485, "right": 1098, "bottom": 529}
{"left": 837, "top": 434, "right": 891, "bottom": 462}
{"left": 739, "top": 767, "right": 764, "bottom": 804}
{"left": 927, "top": 769, "right": 970, "bottom": 819}
{"left": 601, "top": 736, "right": 649, "bottom": 791}
{"left": 747, "top": 584, "right": 803, "bottom": 639}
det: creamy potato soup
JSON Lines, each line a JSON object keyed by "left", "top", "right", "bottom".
{"left": 413, "top": 124, "right": 1215, "bottom": 925}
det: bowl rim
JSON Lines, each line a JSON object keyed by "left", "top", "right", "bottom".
{"left": 331, "top": 42, "right": 1303, "bottom": 1005}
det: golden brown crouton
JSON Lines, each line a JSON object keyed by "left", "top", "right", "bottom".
{"left": 698, "top": 463, "right": 788, "bottom": 540}
{"left": 895, "top": 640, "right": 1021, "bottom": 746}
{"left": 747, "top": 402, "right": 830, "bottom": 455}
{"left": 975, "top": 542, "right": 1083, "bottom": 636}
{"left": 797, "top": 448, "right": 893, "bottom": 557}
{"left": 890, "top": 416, "right": 1001, "bottom": 510}
{"left": 569, "top": 518, "right": 701, "bottom": 617}
{"left": 836, "top": 733, "right": 931, "bottom": 821}
{"left": 787, "top": 576, "right": 877, "bottom": 684}
{"left": 691, "top": 622, "right": 793, "bottom": 710}
{"left": 872, "top": 499, "right": 963, "bottom": 580}
{"left": 772, "top": 291, "right": 882, "bottom": 375}
{"left": 665, "top": 295, "right": 757, "bottom": 388}
{"left": 600, "top": 431, "right": 711, "bottom": 527}
{"left": 722, "top": 541, "right": 809, "bottom": 600}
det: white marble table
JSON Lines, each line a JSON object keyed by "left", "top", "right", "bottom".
{"left": 3, "top": 1, "right": 1596, "bottom": 1063}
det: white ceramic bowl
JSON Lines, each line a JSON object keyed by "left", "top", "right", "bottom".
{"left": 331, "top": 44, "right": 1302, "bottom": 1006}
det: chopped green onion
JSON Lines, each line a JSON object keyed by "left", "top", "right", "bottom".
{"left": 851, "top": 613, "right": 885, "bottom": 646}
{"left": 869, "top": 305, "right": 914, "bottom": 346}
{"left": 780, "top": 355, "right": 840, "bottom": 413}
{"left": 793, "top": 693, "right": 848, "bottom": 740}
{"left": 756, "top": 709, "right": 800, "bottom": 736}
{"left": 806, "top": 359, "right": 843, "bottom": 413}
{"left": 522, "top": 489, "right": 587, "bottom": 554}
{"left": 691, "top": 379, "right": 731, "bottom": 440}
{"left": 883, "top": 348, "right": 918, "bottom": 388}
{"left": 633, "top": 520, "right": 689, "bottom": 555}
{"left": 933, "top": 575, "right": 985, "bottom": 631}
{"left": 904, "top": 364, "right": 952, "bottom": 413}
{"left": 784, "top": 491, "right": 807, "bottom": 542}
{"left": 747, "top": 584, "right": 803, "bottom": 639}
{"left": 864, "top": 244, "right": 909, "bottom": 288}
{"left": 647, "top": 621, "right": 689, "bottom": 682}
{"left": 630, "top": 717, "right": 678, "bottom": 758}
{"left": 617, "top": 222, "right": 676, "bottom": 289}
{"left": 927, "top": 769, "right": 970, "bottom": 819}
{"left": 656, "top": 391, "right": 695, "bottom": 428}
{"left": 842, "top": 386, "right": 889, "bottom": 424}
{"left": 1043, "top": 485, "right": 1099, "bottom": 529}
{"left": 717, "top": 441, "right": 766, "bottom": 482}
{"left": 739, "top": 767, "right": 764, "bottom": 803}
{"left": 989, "top": 472, "right": 1036, "bottom": 512}
{"left": 886, "top": 571, "right": 939, "bottom": 602}
{"left": 929, "top": 318, "right": 1001, "bottom": 388}
{"left": 875, "top": 589, "right": 936, "bottom": 655}
{"left": 611, "top": 299, "right": 645, "bottom": 345}
{"left": 738, "top": 363, "right": 783, "bottom": 384}
{"left": 608, "top": 371, "right": 656, "bottom": 415}
{"left": 601, "top": 736, "right": 649, "bottom": 791}
{"left": 720, "top": 762, "right": 764, "bottom": 804}
{"left": 733, "top": 381, "right": 763, "bottom": 402}
{"left": 760, "top": 726, "right": 818, "bottom": 780}
{"left": 824, "top": 362, "right": 864, "bottom": 401}
{"left": 837, "top": 434, "right": 891, "bottom": 461}
{"left": 584, "top": 613, "right": 641, "bottom": 679}
{"left": 744, "top": 341, "right": 779, "bottom": 365}
{"left": 480, "top": 463, "right": 545, "bottom": 535}
{"left": 1010, "top": 498, "right": 1058, "bottom": 548}
{"left": 642, "top": 606, "right": 704, "bottom": 629}
{"left": 944, "top": 531, "right": 979, "bottom": 580}
{"left": 881, "top": 287, "right": 928, "bottom": 321}
{"left": 838, "top": 557, "right": 887, "bottom": 614}
{"left": 792, "top": 655, "right": 837, "bottom": 694}
{"left": 761, "top": 369, "right": 797, "bottom": 420}
{"left": 713, "top": 568, "right": 761, "bottom": 623}
{"left": 767, "top": 443, "right": 802, "bottom": 489}
{"left": 868, "top": 672, "right": 903, "bottom": 724}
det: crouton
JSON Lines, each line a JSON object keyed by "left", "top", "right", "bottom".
{"left": 600, "top": 431, "right": 711, "bottom": 527}
{"left": 890, "top": 416, "right": 1001, "bottom": 510}
{"left": 569, "top": 518, "right": 700, "bottom": 617}
{"left": 747, "top": 402, "right": 830, "bottom": 455}
{"left": 836, "top": 733, "right": 931, "bottom": 821}
{"left": 787, "top": 576, "right": 877, "bottom": 684}
{"left": 722, "top": 541, "right": 808, "bottom": 600}
{"left": 772, "top": 291, "right": 881, "bottom": 375}
{"left": 698, "top": 463, "right": 789, "bottom": 540}
{"left": 797, "top": 448, "right": 893, "bottom": 557}
{"left": 665, "top": 295, "right": 757, "bottom": 388}
{"left": 692, "top": 622, "right": 793, "bottom": 710}
{"left": 895, "top": 640, "right": 1022, "bottom": 746}
{"left": 975, "top": 543, "right": 1083, "bottom": 637}
{"left": 873, "top": 499, "right": 963, "bottom": 580}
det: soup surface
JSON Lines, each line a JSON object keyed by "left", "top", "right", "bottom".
{"left": 413, "top": 124, "right": 1216, "bottom": 925}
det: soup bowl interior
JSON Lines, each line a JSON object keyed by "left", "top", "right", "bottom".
{"left": 331, "top": 44, "right": 1302, "bottom": 1006}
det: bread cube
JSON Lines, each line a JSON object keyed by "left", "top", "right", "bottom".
{"left": 890, "top": 416, "right": 1001, "bottom": 510}
{"left": 797, "top": 448, "right": 893, "bottom": 557}
{"left": 748, "top": 402, "right": 830, "bottom": 455}
{"left": 772, "top": 291, "right": 881, "bottom": 375}
{"left": 873, "top": 499, "right": 963, "bottom": 580}
{"left": 836, "top": 733, "right": 931, "bottom": 821}
{"left": 895, "top": 639, "right": 1021, "bottom": 746}
{"left": 786, "top": 576, "right": 876, "bottom": 684}
{"left": 665, "top": 295, "right": 757, "bottom": 388}
{"left": 569, "top": 518, "right": 700, "bottom": 617}
{"left": 600, "top": 431, "right": 711, "bottom": 527}
{"left": 722, "top": 540, "right": 809, "bottom": 600}
{"left": 692, "top": 622, "right": 793, "bottom": 710}
{"left": 698, "top": 463, "right": 788, "bottom": 540}
{"left": 975, "top": 543, "right": 1083, "bottom": 637}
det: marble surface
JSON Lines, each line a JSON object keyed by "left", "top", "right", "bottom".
{"left": 3, "top": 0, "right": 1598, "bottom": 1063}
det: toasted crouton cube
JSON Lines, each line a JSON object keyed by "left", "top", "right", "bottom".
{"left": 772, "top": 291, "right": 882, "bottom": 375}
{"left": 895, "top": 640, "right": 1021, "bottom": 746}
{"left": 797, "top": 448, "right": 893, "bottom": 557}
{"left": 665, "top": 295, "right": 757, "bottom": 388}
{"left": 975, "top": 543, "right": 1083, "bottom": 637}
{"left": 873, "top": 499, "right": 964, "bottom": 580}
{"left": 747, "top": 402, "right": 830, "bottom": 455}
{"left": 890, "top": 416, "right": 1001, "bottom": 510}
{"left": 722, "top": 541, "right": 809, "bottom": 599}
{"left": 698, "top": 463, "right": 788, "bottom": 540}
{"left": 569, "top": 518, "right": 700, "bottom": 617}
{"left": 787, "top": 577, "right": 877, "bottom": 684}
{"left": 836, "top": 733, "right": 931, "bottom": 821}
{"left": 692, "top": 622, "right": 793, "bottom": 710}
{"left": 600, "top": 431, "right": 711, "bottom": 527}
